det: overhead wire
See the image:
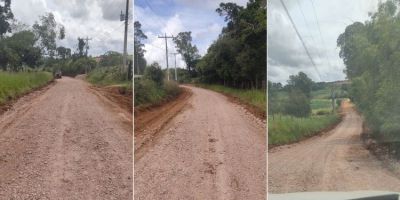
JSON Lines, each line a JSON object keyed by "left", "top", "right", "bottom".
{"left": 279, "top": 0, "right": 322, "bottom": 81}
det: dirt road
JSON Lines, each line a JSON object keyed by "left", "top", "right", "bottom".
{"left": 269, "top": 101, "right": 400, "bottom": 193}
{"left": 135, "top": 86, "right": 266, "bottom": 199}
{"left": 0, "top": 77, "right": 132, "bottom": 199}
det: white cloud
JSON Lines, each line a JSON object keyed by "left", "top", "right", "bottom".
{"left": 11, "top": 0, "right": 132, "bottom": 56}
{"left": 268, "top": 0, "right": 379, "bottom": 84}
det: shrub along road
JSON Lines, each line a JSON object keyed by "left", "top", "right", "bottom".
{"left": 269, "top": 100, "right": 400, "bottom": 193}
{"left": 135, "top": 85, "right": 266, "bottom": 199}
{"left": 0, "top": 77, "right": 132, "bottom": 199}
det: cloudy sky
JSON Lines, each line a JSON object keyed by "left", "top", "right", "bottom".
{"left": 268, "top": 0, "right": 380, "bottom": 84}
{"left": 134, "top": 0, "right": 248, "bottom": 69}
{"left": 11, "top": 0, "right": 133, "bottom": 56}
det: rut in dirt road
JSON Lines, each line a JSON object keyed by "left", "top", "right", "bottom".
{"left": 0, "top": 77, "right": 132, "bottom": 200}
{"left": 135, "top": 85, "right": 266, "bottom": 200}
{"left": 269, "top": 101, "right": 400, "bottom": 193}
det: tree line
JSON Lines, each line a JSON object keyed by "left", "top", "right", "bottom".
{"left": 134, "top": 0, "right": 266, "bottom": 90}
{"left": 0, "top": 0, "right": 129, "bottom": 78}
{"left": 337, "top": 0, "right": 400, "bottom": 155}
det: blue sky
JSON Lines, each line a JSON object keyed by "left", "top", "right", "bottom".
{"left": 134, "top": 0, "right": 248, "bottom": 69}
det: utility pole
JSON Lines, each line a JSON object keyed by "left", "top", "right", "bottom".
{"left": 121, "top": 0, "right": 129, "bottom": 77}
{"left": 84, "top": 37, "right": 92, "bottom": 57}
{"left": 83, "top": 37, "right": 92, "bottom": 74}
{"left": 158, "top": 33, "right": 174, "bottom": 81}
{"left": 170, "top": 52, "right": 179, "bottom": 81}
{"left": 331, "top": 84, "right": 336, "bottom": 113}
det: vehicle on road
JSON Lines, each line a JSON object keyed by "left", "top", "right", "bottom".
{"left": 55, "top": 70, "right": 62, "bottom": 79}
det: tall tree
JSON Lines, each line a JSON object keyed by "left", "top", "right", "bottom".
{"left": 0, "top": 0, "right": 13, "bottom": 37}
{"left": 337, "top": 0, "right": 400, "bottom": 151}
{"left": 173, "top": 31, "right": 200, "bottom": 74}
{"left": 77, "top": 37, "right": 85, "bottom": 57}
{"left": 32, "top": 13, "right": 65, "bottom": 58}
{"left": 134, "top": 21, "right": 147, "bottom": 74}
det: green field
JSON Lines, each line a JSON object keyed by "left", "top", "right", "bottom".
{"left": 0, "top": 71, "right": 53, "bottom": 104}
{"left": 268, "top": 86, "right": 345, "bottom": 145}
{"left": 268, "top": 114, "right": 340, "bottom": 145}
{"left": 195, "top": 84, "right": 266, "bottom": 113}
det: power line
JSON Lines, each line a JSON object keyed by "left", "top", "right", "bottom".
{"left": 309, "top": 0, "right": 339, "bottom": 71}
{"left": 143, "top": 0, "right": 172, "bottom": 34}
{"left": 280, "top": 0, "right": 322, "bottom": 81}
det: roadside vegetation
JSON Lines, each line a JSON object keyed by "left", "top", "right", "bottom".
{"left": 268, "top": 72, "right": 347, "bottom": 145}
{"left": 195, "top": 84, "right": 265, "bottom": 113}
{"left": 134, "top": 0, "right": 266, "bottom": 112}
{"left": 0, "top": 1, "right": 133, "bottom": 108}
{"left": 134, "top": 63, "right": 181, "bottom": 107}
{"left": 0, "top": 71, "right": 52, "bottom": 104}
{"left": 337, "top": 0, "right": 400, "bottom": 158}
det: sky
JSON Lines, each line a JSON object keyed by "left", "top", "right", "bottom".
{"left": 268, "top": 0, "right": 380, "bottom": 84}
{"left": 134, "top": 0, "right": 248, "bottom": 69}
{"left": 11, "top": 0, "right": 133, "bottom": 56}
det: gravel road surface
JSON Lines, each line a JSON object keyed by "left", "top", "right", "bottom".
{"left": 0, "top": 77, "right": 132, "bottom": 199}
{"left": 135, "top": 85, "right": 266, "bottom": 200}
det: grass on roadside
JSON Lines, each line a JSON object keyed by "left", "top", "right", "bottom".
{"left": 195, "top": 84, "right": 266, "bottom": 113}
{"left": 87, "top": 66, "right": 132, "bottom": 91}
{"left": 134, "top": 79, "right": 181, "bottom": 107}
{"left": 0, "top": 71, "right": 53, "bottom": 104}
{"left": 268, "top": 114, "right": 340, "bottom": 145}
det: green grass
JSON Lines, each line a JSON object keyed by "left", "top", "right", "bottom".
{"left": 311, "top": 99, "right": 332, "bottom": 110}
{"left": 134, "top": 79, "right": 181, "bottom": 107}
{"left": 268, "top": 114, "right": 340, "bottom": 145}
{"left": 87, "top": 66, "right": 132, "bottom": 90}
{"left": 0, "top": 71, "right": 53, "bottom": 104}
{"left": 195, "top": 84, "right": 266, "bottom": 113}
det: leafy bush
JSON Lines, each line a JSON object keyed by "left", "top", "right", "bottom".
{"left": 163, "top": 80, "right": 181, "bottom": 97}
{"left": 60, "top": 57, "right": 97, "bottom": 77}
{"left": 144, "top": 63, "right": 164, "bottom": 86}
{"left": 87, "top": 66, "right": 129, "bottom": 86}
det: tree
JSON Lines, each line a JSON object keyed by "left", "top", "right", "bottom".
{"left": 0, "top": 0, "right": 13, "bottom": 37}
{"left": 134, "top": 21, "right": 147, "bottom": 74}
{"left": 0, "top": 30, "right": 41, "bottom": 70}
{"left": 196, "top": 0, "right": 266, "bottom": 89}
{"left": 99, "top": 51, "right": 122, "bottom": 67}
{"left": 284, "top": 90, "right": 311, "bottom": 118}
{"left": 32, "top": 13, "right": 65, "bottom": 58}
{"left": 77, "top": 37, "right": 85, "bottom": 57}
{"left": 144, "top": 62, "right": 164, "bottom": 86}
{"left": 173, "top": 31, "right": 200, "bottom": 74}
{"left": 337, "top": 0, "right": 400, "bottom": 150}
{"left": 287, "top": 72, "right": 313, "bottom": 98}
{"left": 56, "top": 46, "right": 71, "bottom": 60}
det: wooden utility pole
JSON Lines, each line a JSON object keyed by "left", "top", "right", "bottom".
{"left": 121, "top": 0, "right": 129, "bottom": 77}
{"left": 84, "top": 37, "right": 92, "bottom": 57}
{"left": 170, "top": 52, "right": 179, "bottom": 81}
{"left": 158, "top": 33, "right": 174, "bottom": 81}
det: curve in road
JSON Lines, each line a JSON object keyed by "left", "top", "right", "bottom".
{"left": 269, "top": 100, "right": 400, "bottom": 193}
{"left": 135, "top": 85, "right": 266, "bottom": 200}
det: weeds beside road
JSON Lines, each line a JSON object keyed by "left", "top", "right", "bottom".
{"left": 0, "top": 71, "right": 53, "bottom": 104}
{"left": 195, "top": 84, "right": 266, "bottom": 114}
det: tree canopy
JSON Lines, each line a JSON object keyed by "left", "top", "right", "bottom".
{"left": 337, "top": 0, "right": 400, "bottom": 145}
{"left": 134, "top": 21, "right": 147, "bottom": 75}
{"left": 197, "top": 0, "right": 266, "bottom": 89}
